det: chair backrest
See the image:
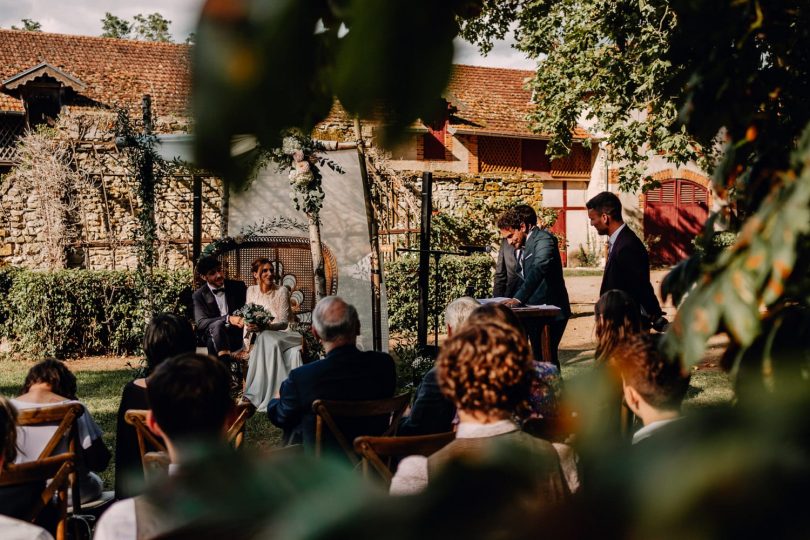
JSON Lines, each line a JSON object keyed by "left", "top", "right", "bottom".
{"left": 226, "top": 401, "right": 256, "bottom": 449}
{"left": 0, "top": 452, "right": 75, "bottom": 540}
{"left": 312, "top": 393, "right": 411, "bottom": 464}
{"left": 124, "top": 410, "right": 168, "bottom": 467}
{"left": 354, "top": 432, "right": 455, "bottom": 484}
{"left": 16, "top": 403, "right": 84, "bottom": 461}
{"left": 126, "top": 400, "right": 257, "bottom": 473}
{"left": 142, "top": 451, "right": 172, "bottom": 483}
{"left": 212, "top": 236, "right": 339, "bottom": 317}
{"left": 16, "top": 403, "right": 85, "bottom": 515}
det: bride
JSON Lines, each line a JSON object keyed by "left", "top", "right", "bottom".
{"left": 242, "top": 257, "right": 303, "bottom": 410}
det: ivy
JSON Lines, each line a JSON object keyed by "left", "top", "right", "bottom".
{"left": 115, "top": 107, "right": 181, "bottom": 318}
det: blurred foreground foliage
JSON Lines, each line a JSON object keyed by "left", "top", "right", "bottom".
{"left": 193, "top": 0, "right": 810, "bottom": 392}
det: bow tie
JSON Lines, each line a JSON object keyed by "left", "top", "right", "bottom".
{"left": 211, "top": 287, "right": 225, "bottom": 295}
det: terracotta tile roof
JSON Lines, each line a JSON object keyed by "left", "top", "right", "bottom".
{"left": 445, "top": 64, "right": 590, "bottom": 140}
{"left": 0, "top": 92, "right": 23, "bottom": 113}
{"left": 0, "top": 29, "right": 191, "bottom": 117}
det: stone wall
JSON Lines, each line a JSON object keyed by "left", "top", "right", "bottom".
{"left": 411, "top": 172, "right": 544, "bottom": 213}
{"left": 0, "top": 110, "right": 223, "bottom": 270}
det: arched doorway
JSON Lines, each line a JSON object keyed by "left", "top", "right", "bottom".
{"left": 644, "top": 179, "right": 709, "bottom": 265}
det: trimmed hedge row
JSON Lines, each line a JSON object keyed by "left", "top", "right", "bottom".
{"left": 0, "top": 254, "right": 494, "bottom": 355}
{"left": 0, "top": 267, "right": 192, "bottom": 357}
{"left": 384, "top": 254, "right": 494, "bottom": 333}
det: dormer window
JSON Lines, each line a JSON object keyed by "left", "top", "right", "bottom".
{"left": 1, "top": 62, "right": 87, "bottom": 127}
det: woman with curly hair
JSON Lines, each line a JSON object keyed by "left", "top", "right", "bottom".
{"left": 467, "top": 304, "right": 562, "bottom": 421}
{"left": 594, "top": 289, "right": 642, "bottom": 364}
{"left": 390, "top": 315, "right": 570, "bottom": 499}
{"left": 13, "top": 359, "right": 110, "bottom": 504}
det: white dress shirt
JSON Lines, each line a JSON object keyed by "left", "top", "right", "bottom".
{"left": 208, "top": 283, "right": 228, "bottom": 316}
{"left": 94, "top": 464, "right": 181, "bottom": 540}
{"left": 632, "top": 417, "right": 681, "bottom": 445}
{"left": 607, "top": 223, "right": 626, "bottom": 260}
{"left": 0, "top": 515, "right": 53, "bottom": 540}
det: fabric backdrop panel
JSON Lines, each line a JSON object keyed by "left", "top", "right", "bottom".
{"left": 228, "top": 149, "right": 389, "bottom": 352}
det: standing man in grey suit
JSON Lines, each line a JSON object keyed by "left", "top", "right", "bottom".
{"left": 493, "top": 236, "right": 523, "bottom": 298}
{"left": 498, "top": 205, "right": 571, "bottom": 368}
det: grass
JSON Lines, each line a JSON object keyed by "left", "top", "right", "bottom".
{"left": 0, "top": 350, "right": 733, "bottom": 490}
{"left": 0, "top": 357, "right": 284, "bottom": 489}
{"left": 561, "top": 354, "right": 735, "bottom": 411}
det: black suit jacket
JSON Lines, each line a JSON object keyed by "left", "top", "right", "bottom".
{"left": 493, "top": 238, "right": 523, "bottom": 298}
{"left": 266, "top": 344, "right": 397, "bottom": 452}
{"left": 192, "top": 279, "right": 248, "bottom": 337}
{"left": 600, "top": 226, "right": 663, "bottom": 319}
{"left": 397, "top": 366, "right": 455, "bottom": 436}
{"left": 513, "top": 228, "right": 571, "bottom": 319}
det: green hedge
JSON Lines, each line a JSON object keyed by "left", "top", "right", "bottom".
{"left": 385, "top": 254, "right": 493, "bottom": 334}
{"left": 0, "top": 267, "right": 192, "bottom": 357}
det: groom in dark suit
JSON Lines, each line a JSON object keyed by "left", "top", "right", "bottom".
{"left": 192, "top": 256, "right": 248, "bottom": 362}
{"left": 586, "top": 191, "right": 667, "bottom": 331}
{"left": 498, "top": 205, "right": 570, "bottom": 368}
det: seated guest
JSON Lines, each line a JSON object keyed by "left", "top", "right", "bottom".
{"left": 0, "top": 396, "right": 54, "bottom": 539}
{"left": 95, "top": 353, "right": 234, "bottom": 540}
{"left": 267, "top": 296, "right": 396, "bottom": 451}
{"left": 390, "top": 319, "right": 570, "bottom": 499}
{"left": 13, "top": 360, "right": 110, "bottom": 504}
{"left": 609, "top": 333, "right": 690, "bottom": 445}
{"left": 594, "top": 289, "right": 642, "bottom": 364}
{"left": 468, "top": 304, "right": 562, "bottom": 421}
{"left": 192, "top": 255, "right": 247, "bottom": 367}
{"left": 242, "top": 257, "right": 303, "bottom": 411}
{"left": 397, "top": 296, "right": 479, "bottom": 436}
{"left": 114, "top": 314, "right": 196, "bottom": 499}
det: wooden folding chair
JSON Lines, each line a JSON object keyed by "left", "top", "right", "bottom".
{"left": 0, "top": 453, "right": 74, "bottom": 540}
{"left": 312, "top": 393, "right": 411, "bottom": 464}
{"left": 126, "top": 399, "right": 257, "bottom": 475}
{"left": 354, "top": 432, "right": 455, "bottom": 484}
{"left": 226, "top": 400, "right": 256, "bottom": 449}
{"left": 16, "top": 403, "right": 86, "bottom": 515}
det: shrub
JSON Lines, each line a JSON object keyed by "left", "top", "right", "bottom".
{"left": 385, "top": 254, "right": 493, "bottom": 334}
{"left": 1, "top": 268, "right": 192, "bottom": 357}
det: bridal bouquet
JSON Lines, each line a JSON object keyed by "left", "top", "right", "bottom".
{"left": 234, "top": 303, "right": 274, "bottom": 329}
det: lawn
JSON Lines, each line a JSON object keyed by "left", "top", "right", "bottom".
{"left": 0, "top": 356, "right": 283, "bottom": 488}
{"left": 0, "top": 351, "right": 734, "bottom": 490}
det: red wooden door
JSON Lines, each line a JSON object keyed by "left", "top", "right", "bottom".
{"left": 644, "top": 179, "right": 708, "bottom": 265}
{"left": 548, "top": 208, "right": 567, "bottom": 266}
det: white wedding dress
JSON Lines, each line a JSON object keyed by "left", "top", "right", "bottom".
{"left": 242, "top": 285, "right": 303, "bottom": 410}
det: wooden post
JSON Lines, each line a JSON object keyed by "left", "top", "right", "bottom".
{"left": 354, "top": 118, "right": 383, "bottom": 351}
{"left": 417, "top": 172, "right": 432, "bottom": 351}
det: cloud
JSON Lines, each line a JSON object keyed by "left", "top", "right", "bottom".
{"left": 0, "top": 0, "right": 536, "bottom": 69}
{"left": 0, "top": 0, "right": 204, "bottom": 40}
{"left": 453, "top": 36, "right": 536, "bottom": 70}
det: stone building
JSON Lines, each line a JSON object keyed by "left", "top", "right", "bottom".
{"left": 377, "top": 64, "right": 713, "bottom": 267}
{"left": 0, "top": 29, "right": 222, "bottom": 270}
{"left": 0, "top": 29, "right": 712, "bottom": 270}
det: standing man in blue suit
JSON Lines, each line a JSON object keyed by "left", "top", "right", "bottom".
{"left": 497, "top": 205, "right": 571, "bottom": 368}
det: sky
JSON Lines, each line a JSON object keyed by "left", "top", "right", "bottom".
{"left": 0, "top": 0, "right": 536, "bottom": 70}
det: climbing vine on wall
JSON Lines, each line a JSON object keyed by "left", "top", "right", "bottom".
{"left": 115, "top": 106, "right": 180, "bottom": 316}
